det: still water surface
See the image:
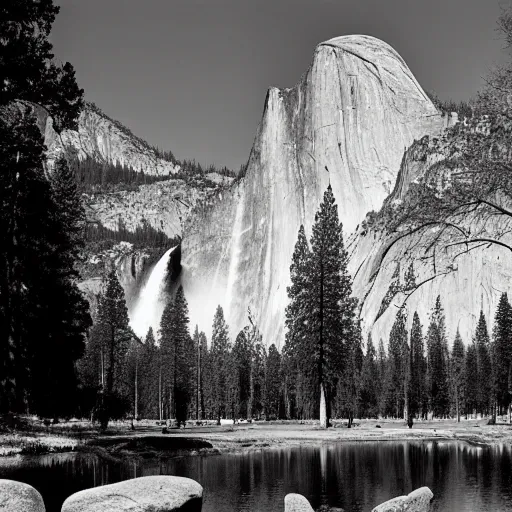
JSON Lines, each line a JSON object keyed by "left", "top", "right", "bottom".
{"left": 1, "top": 441, "right": 512, "bottom": 512}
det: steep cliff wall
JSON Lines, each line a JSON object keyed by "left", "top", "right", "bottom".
{"left": 181, "top": 35, "right": 456, "bottom": 345}
{"left": 38, "top": 103, "right": 179, "bottom": 175}
{"left": 349, "top": 118, "right": 512, "bottom": 344}
{"left": 78, "top": 241, "right": 158, "bottom": 315}
{"left": 84, "top": 176, "right": 232, "bottom": 240}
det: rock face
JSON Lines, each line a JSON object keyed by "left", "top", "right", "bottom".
{"left": 181, "top": 35, "right": 455, "bottom": 345}
{"left": 284, "top": 493, "right": 315, "bottom": 512}
{"left": 84, "top": 178, "right": 231, "bottom": 240}
{"left": 349, "top": 119, "right": 512, "bottom": 344}
{"left": 61, "top": 475, "right": 203, "bottom": 512}
{"left": 37, "top": 103, "right": 179, "bottom": 176}
{"left": 371, "top": 487, "right": 433, "bottom": 512}
{"left": 0, "top": 479, "right": 46, "bottom": 512}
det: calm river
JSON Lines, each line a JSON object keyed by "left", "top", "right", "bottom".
{"left": 1, "top": 441, "right": 512, "bottom": 511}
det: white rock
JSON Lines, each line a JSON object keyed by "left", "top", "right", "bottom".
{"left": 0, "top": 479, "right": 45, "bottom": 512}
{"left": 371, "top": 487, "right": 433, "bottom": 512}
{"left": 61, "top": 475, "right": 202, "bottom": 512}
{"left": 284, "top": 493, "right": 315, "bottom": 512}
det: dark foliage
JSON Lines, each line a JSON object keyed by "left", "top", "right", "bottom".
{"left": 1, "top": 0, "right": 84, "bottom": 130}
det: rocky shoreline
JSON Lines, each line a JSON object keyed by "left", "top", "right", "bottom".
{"left": 2, "top": 419, "right": 512, "bottom": 460}
{"left": 0, "top": 476, "right": 434, "bottom": 512}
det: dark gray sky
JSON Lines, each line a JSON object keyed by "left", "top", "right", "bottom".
{"left": 51, "top": 0, "right": 509, "bottom": 170}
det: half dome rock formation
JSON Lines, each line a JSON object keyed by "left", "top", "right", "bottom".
{"left": 181, "top": 35, "right": 457, "bottom": 346}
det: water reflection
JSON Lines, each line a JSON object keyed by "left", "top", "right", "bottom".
{"left": 0, "top": 442, "right": 511, "bottom": 512}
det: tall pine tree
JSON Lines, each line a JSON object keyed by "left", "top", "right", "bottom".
{"left": 0, "top": 113, "right": 91, "bottom": 417}
{"left": 360, "top": 334, "right": 379, "bottom": 418}
{"left": 450, "top": 329, "right": 466, "bottom": 422}
{"left": 95, "top": 268, "right": 131, "bottom": 428}
{"left": 493, "top": 293, "right": 512, "bottom": 419}
{"left": 426, "top": 297, "right": 450, "bottom": 418}
{"left": 285, "top": 186, "right": 356, "bottom": 427}
{"left": 171, "top": 286, "right": 193, "bottom": 426}
{"left": 211, "top": 306, "right": 230, "bottom": 424}
{"left": 410, "top": 312, "right": 427, "bottom": 420}
{"left": 388, "top": 309, "right": 408, "bottom": 419}
{"left": 475, "top": 310, "right": 493, "bottom": 418}
{"left": 465, "top": 343, "right": 479, "bottom": 419}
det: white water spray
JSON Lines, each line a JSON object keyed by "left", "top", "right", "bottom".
{"left": 130, "top": 246, "right": 176, "bottom": 338}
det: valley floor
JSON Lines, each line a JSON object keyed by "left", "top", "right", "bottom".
{"left": 2, "top": 418, "right": 512, "bottom": 458}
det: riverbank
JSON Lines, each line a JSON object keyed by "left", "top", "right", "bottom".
{"left": 2, "top": 418, "right": 512, "bottom": 459}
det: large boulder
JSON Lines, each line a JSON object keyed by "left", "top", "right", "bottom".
{"left": 372, "top": 487, "right": 433, "bottom": 512}
{"left": 285, "top": 493, "right": 315, "bottom": 512}
{"left": 61, "top": 475, "right": 202, "bottom": 512}
{"left": 0, "top": 479, "right": 45, "bottom": 512}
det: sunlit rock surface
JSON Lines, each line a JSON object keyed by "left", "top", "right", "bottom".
{"left": 78, "top": 242, "right": 156, "bottom": 314}
{"left": 284, "top": 493, "right": 315, "bottom": 512}
{"left": 181, "top": 35, "right": 455, "bottom": 346}
{"left": 83, "top": 179, "right": 228, "bottom": 239}
{"left": 371, "top": 486, "right": 433, "bottom": 512}
{"left": 38, "top": 103, "right": 179, "bottom": 175}
{"left": 61, "top": 475, "right": 202, "bottom": 512}
{"left": 0, "top": 479, "right": 46, "bottom": 512}
{"left": 349, "top": 122, "right": 512, "bottom": 344}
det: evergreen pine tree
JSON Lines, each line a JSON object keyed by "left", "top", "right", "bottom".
{"left": 426, "top": 297, "right": 450, "bottom": 418}
{"left": 388, "top": 309, "right": 408, "bottom": 418}
{"left": 465, "top": 343, "right": 479, "bottom": 418}
{"left": 475, "top": 310, "right": 493, "bottom": 418}
{"left": 1, "top": 0, "right": 84, "bottom": 130}
{"left": 193, "top": 326, "right": 202, "bottom": 421}
{"left": 284, "top": 187, "right": 356, "bottom": 427}
{"left": 50, "top": 156, "right": 85, "bottom": 257}
{"left": 450, "top": 329, "right": 466, "bottom": 422}
{"left": 337, "top": 319, "right": 364, "bottom": 426}
{"left": 159, "top": 300, "right": 174, "bottom": 420}
{"left": 493, "top": 293, "right": 512, "bottom": 418}
{"left": 360, "top": 334, "right": 379, "bottom": 418}
{"left": 171, "top": 286, "right": 193, "bottom": 426}
{"left": 198, "top": 331, "right": 208, "bottom": 420}
{"left": 233, "top": 328, "right": 252, "bottom": 419}
{"left": 158, "top": 287, "right": 193, "bottom": 425}
{"left": 377, "top": 338, "right": 391, "bottom": 417}
{"left": 410, "top": 312, "right": 427, "bottom": 420}
{"left": 264, "top": 344, "right": 282, "bottom": 420}
{"left": 0, "top": 113, "right": 91, "bottom": 417}
{"left": 211, "top": 306, "right": 230, "bottom": 424}
{"left": 140, "top": 327, "right": 159, "bottom": 419}
{"left": 308, "top": 186, "right": 356, "bottom": 427}
{"left": 284, "top": 225, "right": 311, "bottom": 376}
{"left": 226, "top": 346, "right": 240, "bottom": 423}
{"left": 95, "top": 268, "right": 131, "bottom": 428}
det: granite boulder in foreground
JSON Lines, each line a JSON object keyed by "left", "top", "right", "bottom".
{"left": 0, "top": 479, "right": 46, "bottom": 512}
{"left": 284, "top": 493, "right": 315, "bottom": 512}
{"left": 61, "top": 475, "right": 203, "bottom": 512}
{"left": 371, "top": 487, "right": 434, "bottom": 512}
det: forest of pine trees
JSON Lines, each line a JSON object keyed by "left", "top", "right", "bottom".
{"left": 73, "top": 187, "right": 512, "bottom": 428}
{"left": 3, "top": 0, "right": 512, "bottom": 430}
{"left": 71, "top": 155, "right": 171, "bottom": 193}
{"left": 76, "top": 270, "right": 512, "bottom": 427}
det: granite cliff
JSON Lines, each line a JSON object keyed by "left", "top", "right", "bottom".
{"left": 180, "top": 35, "right": 457, "bottom": 345}
{"left": 33, "top": 102, "right": 233, "bottom": 320}
{"left": 38, "top": 102, "right": 179, "bottom": 175}
{"left": 349, "top": 115, "right": 512, "bottom": 343}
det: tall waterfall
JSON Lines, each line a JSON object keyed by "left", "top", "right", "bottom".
{"left": 130, "top": 246, "right": 176, "bottom": 338}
